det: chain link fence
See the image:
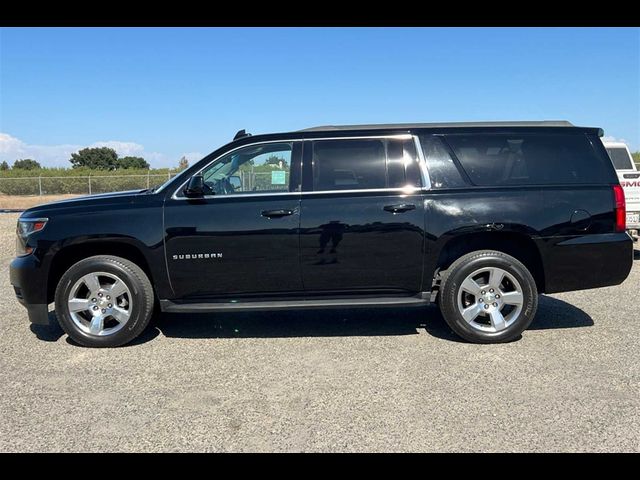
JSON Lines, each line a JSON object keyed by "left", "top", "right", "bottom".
{"left": 0, "top": 173, "right": 178, "bottom": 196}
{"left": 237, "top": 171, "right": 290, "bottom": 192}
{"left": 0, "top": 170, "right": 290, "bottom": 196}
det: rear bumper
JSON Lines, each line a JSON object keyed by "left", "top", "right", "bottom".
{"left": 9, "top": 253, "right": 51, "bottom": 325}
{"left": 539, "top": 232, "right": 633, "bottom": 294}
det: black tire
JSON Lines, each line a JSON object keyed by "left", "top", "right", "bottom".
{"left": 54, "top": 255, "right": 154, "bottom": 347}
{"left": 439, "top": 250, "right": 538, "bottom": 343}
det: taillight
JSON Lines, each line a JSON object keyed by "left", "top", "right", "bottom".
{"left": 613, "top": 184, "right": 626, "bottom": 233}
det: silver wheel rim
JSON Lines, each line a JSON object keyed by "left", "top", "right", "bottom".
{"left": 456, "top": 266, "right": 524, "bottom": 333}
{"left": 67, "top": 271, "right": 132, "bottom": 337}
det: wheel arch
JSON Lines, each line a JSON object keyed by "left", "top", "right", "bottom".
{"left": 47, "top": 239, "right": 153, "bottom": 304}
{"left": 432, "top": 231, "right": 545, "bottom": 294}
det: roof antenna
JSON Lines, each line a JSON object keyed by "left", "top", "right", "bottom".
{"left": 234, "top": 129, "right": 251, "bottom": 140}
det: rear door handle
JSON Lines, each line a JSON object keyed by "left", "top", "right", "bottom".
{"left": 384, "top": 203, "right": 416, "bottom": 214}
{"left": 261, "top": 209, "right": 294, "bottom": 218}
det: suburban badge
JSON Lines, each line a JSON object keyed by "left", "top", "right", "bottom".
{"left": 172, "top": 253, "right": 223, "bottom": 260}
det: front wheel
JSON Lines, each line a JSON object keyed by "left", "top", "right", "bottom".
{"left": 54, "top": 255, "right": 154, "bottom": 347}
{"left": 438, "top": 250, "right": 538, "bottom": 343}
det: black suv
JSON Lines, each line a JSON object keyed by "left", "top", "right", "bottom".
{"left": 10, "top": 121, "right": 633, "bottom": 347}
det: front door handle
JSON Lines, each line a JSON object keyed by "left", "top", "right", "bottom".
{"left": 384, "top": 203, "right": 416, "bottom": 214}
{"left": 261, "top": 209, "right": 294, "bottom": 218}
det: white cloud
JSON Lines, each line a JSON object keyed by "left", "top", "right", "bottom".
{"left": 0, "top": 132, "right": 172, "bottom": 168}
{"left": 602, "top": 136, "right": 629, "bottom": 145}
{"left": 89, "top": 140, "right": 145, "bottom": 157}
{"left": 0, "top": 133, "right": 24, "bottom": 153}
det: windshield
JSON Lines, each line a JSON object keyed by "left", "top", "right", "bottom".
{"left": 606, "top": 147, "right": 634, "bottom": 170}
{"left": 153, "top": 169, "right": 190, "bottom": 193}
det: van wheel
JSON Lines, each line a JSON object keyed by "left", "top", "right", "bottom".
{"left": 54, "top": 255, "right": 154, "bottom": 347}
{"left": 438, "top": 250, "right": 538, "bottom": 343}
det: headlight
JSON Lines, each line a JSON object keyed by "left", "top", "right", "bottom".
{"left": 16, "top": 218, "right": 47, "bottom": 256}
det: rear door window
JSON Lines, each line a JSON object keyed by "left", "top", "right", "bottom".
{"left": 445, "top": 133, "right": 614, "bottom": 186}
{"left": 311, "top": 138, "right": 422, "bottom": 191}
{"left": 312, "top": 139, "right": 386, "bottom": 191}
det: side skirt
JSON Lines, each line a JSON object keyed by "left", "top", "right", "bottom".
{"left": 160, "top": 295, "right": 430, "bottom": 313}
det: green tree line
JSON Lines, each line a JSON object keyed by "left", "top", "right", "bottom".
{"left": 0, "top": 167, "right": 174, "bottom": 178}
{"left": 0, "top": 147, "right": 192, "bottom": 175}
{"left": 0, "top": 149, "right": 193, "bottom": 195}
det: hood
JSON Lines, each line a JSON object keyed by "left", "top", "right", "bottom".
{"left": 20, "top": 189, "right": 149, "bottom": 217}
{"left": 46, "top": 189, "right": 146, "bottom": 205}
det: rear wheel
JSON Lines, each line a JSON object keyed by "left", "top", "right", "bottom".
{"left": 54, "top": 255, "right": 154, "bottom": 347}
{"left": 438, "top": 250, "right": 538, "bottom": 343}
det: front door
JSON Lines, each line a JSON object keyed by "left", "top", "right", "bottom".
{"left": 299, "top": 136, "right": 426, "bottom": 295}
{"left": 164, "top": 141, "right": 303, "bottom": 299}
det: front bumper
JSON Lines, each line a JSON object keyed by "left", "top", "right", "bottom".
{"left": 17, "top": 301, "right": 50, "bottom": 325}
{"left": 9, "top": 253, "right": 51, "bottom": 325}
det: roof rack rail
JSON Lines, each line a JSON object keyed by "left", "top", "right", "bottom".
{"left": 234, "top": 129, "right": 251, "bottom": 140}
{"left": 299, "top": 121, "right": 575, "bottom": 132}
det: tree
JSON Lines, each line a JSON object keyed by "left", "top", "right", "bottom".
{"left": 178, "top": 156, "right": 189, "bottom": 171}
{"left": 117, "top": 156, "right": 150, "bottom": 169}
{"left": 70, "top": 147, "right": 118, "bottom": 170}
{"left": 0, "top": 161, "right": 9, "bottom": 171}
{"left": 264, "top": 155, "right": 288, "bottom": 168}
{"left": 633, "top": 151, "right": 640, "bottom": 169}
{"left": 13, "top": 158, "right": 41, "bottom": 170}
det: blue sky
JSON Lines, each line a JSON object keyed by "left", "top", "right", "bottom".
{"left": 1, "top": 27, "right": 638, "bottom": 168}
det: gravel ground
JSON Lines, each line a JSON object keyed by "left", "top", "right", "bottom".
{"left": 0, "top": 212, "right": 638, "bottom": 452}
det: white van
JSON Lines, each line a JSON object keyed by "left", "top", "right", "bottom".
{"left": 604, "top": 141, "right": 639, "bottom": 241}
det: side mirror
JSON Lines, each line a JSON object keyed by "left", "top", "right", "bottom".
{"left": 184, "top": 174, "right": 206, "bottom": 198}
{"left": 228, "top": 175, "right": 242, "bottom": 190}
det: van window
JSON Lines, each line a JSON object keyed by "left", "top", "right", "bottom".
{"left": 606, "top": 147, "right": 634, "bottom": 170}
{"left": 445, "top": 133, "right": 613, "bottom": 186}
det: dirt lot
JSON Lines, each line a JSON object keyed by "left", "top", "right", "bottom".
{"left": 0, "top": 194, "right": 81, "bottom": 210}
{"left": 0, "top": 212, "right": 638, "bottom": 452}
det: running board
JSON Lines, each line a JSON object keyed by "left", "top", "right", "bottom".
{"left": 160, "top": 296, "right": 429, "bottom": 313}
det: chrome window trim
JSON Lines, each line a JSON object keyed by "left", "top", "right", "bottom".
{"left": 172, "top": 191, "right": 301, "bottom": 200}
{"left": 304, "top": 186, "right": 424, "bottom": 195}
{"left": 313, "top": 134, "right": 413, "bottom": 141}
{"left": 170, "top": 134, "right": 421, "bottom": 200}
{"left": 171, "top": 139, "right": 300, "bottom": 200}
{"left": 170, "top": 187, "right": 425, "bottom": 201}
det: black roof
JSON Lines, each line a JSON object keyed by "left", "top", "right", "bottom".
{"left": 299, "top": 121, "right": 575, "bottom": 132}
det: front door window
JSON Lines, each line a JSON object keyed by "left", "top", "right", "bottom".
{"left": 199, "top": 142, "right": 293, "bottom": 195}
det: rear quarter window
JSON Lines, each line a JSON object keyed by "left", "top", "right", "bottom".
{"left": 445, "top": 133, "right": 615, "bottom": 186}
{"left": 419, "top": 135, "right": 467, "bottom": 189}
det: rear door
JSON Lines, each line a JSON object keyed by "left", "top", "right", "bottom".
{"left": 298, "top": 135, "right": 426, "bottom": 295}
